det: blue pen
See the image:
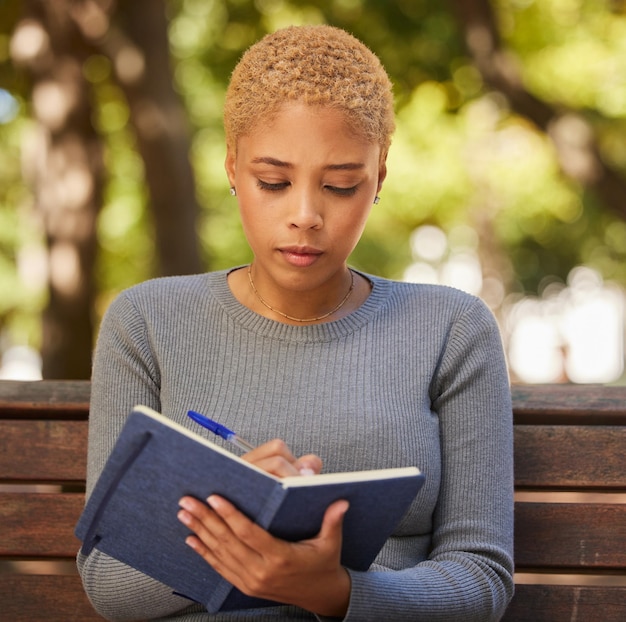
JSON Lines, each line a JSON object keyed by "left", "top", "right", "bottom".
{"left": 187, "top": 410, "right": 256, "bottom": 453}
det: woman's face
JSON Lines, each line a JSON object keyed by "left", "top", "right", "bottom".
{"left": 225, "top": 103, "right": 386, "bottom": 294}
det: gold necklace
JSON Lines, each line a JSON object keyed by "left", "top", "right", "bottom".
{"left": 247, "top": 264, "right": 355, "bottom": 323}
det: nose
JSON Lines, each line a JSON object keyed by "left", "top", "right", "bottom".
{"left": 289, "top": 187, "right": 323, "bottom": 230}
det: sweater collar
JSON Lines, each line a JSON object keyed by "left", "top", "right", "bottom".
{"left": 208, "top": 267, "right": 391, "bottom": 342}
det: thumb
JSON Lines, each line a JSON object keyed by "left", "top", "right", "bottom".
{"left": 319, "top": 499, "right": 350, "bottom": 542}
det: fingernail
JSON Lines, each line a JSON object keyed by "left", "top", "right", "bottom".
{"left": 178, "top": 509, "right": 191, "bottom": 525}
{"left": 179, "top": 497, "right": 193, "bottom": 510}
{"left": 299, "top": 467, "right": 315, "bottom": 476}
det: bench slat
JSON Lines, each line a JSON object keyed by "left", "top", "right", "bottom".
{"left": 0, "top": 380, "right": 90, "bottom": 419}
{"left": 515, "top": 502, "right": 626, "bottom": 569}
{"left": 0, "top": 420, "right": 87, "bottom": 482}
{"left": 0, "top": 493, "right": 84, "bottom": 557}
{"left": 514, "top": 425, "right": 626, "bottom": 489}
{"left": 0, "top": 575, "right": 106, "bottom": 621}
{"left": 511, "top": 384, "right": 626, "bottom": 425}
{"left": 502, "top": 584, "right": 626, "bottom": 622}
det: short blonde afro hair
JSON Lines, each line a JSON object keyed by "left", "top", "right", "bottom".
{"left": 224, "top": 25, "right": 395, "bottom": 155}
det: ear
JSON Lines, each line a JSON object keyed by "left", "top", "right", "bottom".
{"left": 377, "top": 159, "right": 387, "bottom": 193}
{"left": 225, "top": 147, "right": 236, "bottom": 187}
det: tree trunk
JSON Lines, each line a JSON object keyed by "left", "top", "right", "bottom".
{"left": 81, "top": 0, "right": 203, "bottom": 276}
{"left": 12, "top": 0, "right": 103, "bottom": 379}
{"left": 11, "top": 0, "right": 203, "bottom": 378}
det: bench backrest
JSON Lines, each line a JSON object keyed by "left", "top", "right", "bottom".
{"left": 507, "top": 384, "right": 626, "bottom": 621}
{"left": 0, "top": 381, "right": 94, "bottom": 621}
{"left": 1, "top": 380, "right": 625, "bottom": 622}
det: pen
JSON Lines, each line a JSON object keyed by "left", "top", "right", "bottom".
{"left": 187, "top": 410, "right": 256, "bottom": 453}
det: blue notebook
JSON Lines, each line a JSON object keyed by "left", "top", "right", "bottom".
{"left": 75, "top": 405, "right": 424, "bottom": 613}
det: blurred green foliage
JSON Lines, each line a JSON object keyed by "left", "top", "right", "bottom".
{"left": 1, "top": 0, "right": 626, "bottom": 353}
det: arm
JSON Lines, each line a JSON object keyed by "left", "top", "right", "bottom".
{"left": 78, "top": 293, "right": 193, "bottom": 621}
{"left": 79, "top": 290, "right": 330, "bottom": 620}
{"left": 343, "top": 297, "right": 514, "bottom": 621}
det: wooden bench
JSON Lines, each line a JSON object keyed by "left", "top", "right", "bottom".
{"left": 1, "top": 380, "right": 625, "bottom": 621}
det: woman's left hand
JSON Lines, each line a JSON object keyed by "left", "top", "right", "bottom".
{"left": 177, "top": 494, "right": 351, "bottom": 618}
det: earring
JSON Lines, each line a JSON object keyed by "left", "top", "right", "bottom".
{"left": 229, "top": 187, "right": 237, "bottom": 196}
{"left": 373, "top": 195, "right": 380, "bottom": 205}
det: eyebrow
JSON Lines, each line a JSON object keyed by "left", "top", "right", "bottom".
{"left": 251, "top": 157, "right": 364, "bottom": 171}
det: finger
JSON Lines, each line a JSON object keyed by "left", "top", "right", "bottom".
{"left": 177, "top": 496, "right": 244, "bottom": 555}
{"left": 243, "top": 438, "right": 297, "bottom": 463}
{"left": 242, "top": 439, "right": 301, "bottom": 477}
{"left": 177, "top": 497, "right": 223, "bottom": 546}
{"left": 177, "top": 496, "right": 212, "bottom": 525}
{"left": 244, "top": 439, "right": 323, "bottom": 478}
{"left": 241, "top": 440, "right": 324, "bottom": 478}
{"left": 206, "top": 495, "right": 275, "bottom": 550}
{"left": 249, "top": 457, "right": 303, "bottom": 477}
{"left": 178, "top": 496, "right": 262, "bottom": 577}
{"left": 179, "top": 495, "right": 273, "bottom": 555}
{"left": 295, "top": 453, "right": 323, "bottom": 476}
{"left": 197, "top": 496, "right": 284, "bottom": 587}
{"left": 184, "top": 530, "right": 248, "bottom": 588}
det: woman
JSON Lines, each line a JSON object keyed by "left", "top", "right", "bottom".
{"left": 78, "top": 24, "right": 514, "bottom": 622}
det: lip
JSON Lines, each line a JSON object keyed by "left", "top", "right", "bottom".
{"left": 278, "top": 245, "right": 323, "bottom": 268}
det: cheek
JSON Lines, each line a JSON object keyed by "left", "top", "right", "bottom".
{"left": 334, "top": 204, "right": 372, "bottom": 242}
{"left": 239, "top": 212, "right": 263, "bottom": 245}
{"left": 238, "top": 201, "right": 276, "bottom": 248}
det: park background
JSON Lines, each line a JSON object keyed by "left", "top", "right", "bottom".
{"left": 0, "top": 0, "right": 625, "bottom": 384}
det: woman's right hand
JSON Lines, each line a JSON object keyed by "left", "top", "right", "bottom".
{"left": 241, "top": 439, "right": 322, "bottom": 478}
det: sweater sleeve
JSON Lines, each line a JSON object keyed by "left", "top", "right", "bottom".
{"left": 340, "top": 297, "right": 514, "bottom": 622}
{"left": 77, "top": 292, "right": 195, "bottom": 620}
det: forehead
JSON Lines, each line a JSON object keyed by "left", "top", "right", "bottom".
{"left": 237, "top": 103, "right": 380, "bottom": 163}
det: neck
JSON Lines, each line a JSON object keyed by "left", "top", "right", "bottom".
{"left": 247, "top": 265, "right": 355, "bottom": 323}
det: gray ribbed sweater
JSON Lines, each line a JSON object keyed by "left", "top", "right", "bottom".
{"left": 77, "top": 269, "right": 514, "bottom": 621}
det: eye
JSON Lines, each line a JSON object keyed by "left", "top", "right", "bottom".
{"left": 257, "top": 179, "right": 290, "bottom": 192}
{"left": 326, "top": 185, "right": 358, "bottom": 197}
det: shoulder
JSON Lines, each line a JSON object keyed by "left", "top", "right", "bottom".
{"left": 114, "top": 272, "right": 225, "bottom": 305}
{"left": 363, "top": 274, "right": 499, "bottom": 339}
{"left": 102, "top": 271, "right": 228, "bottom": 323}
{"left": 122, "top": 272, "right": 214, "bottom": 298}
{"left": 368, "top": 274, "right": 486, "bottom": 315}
